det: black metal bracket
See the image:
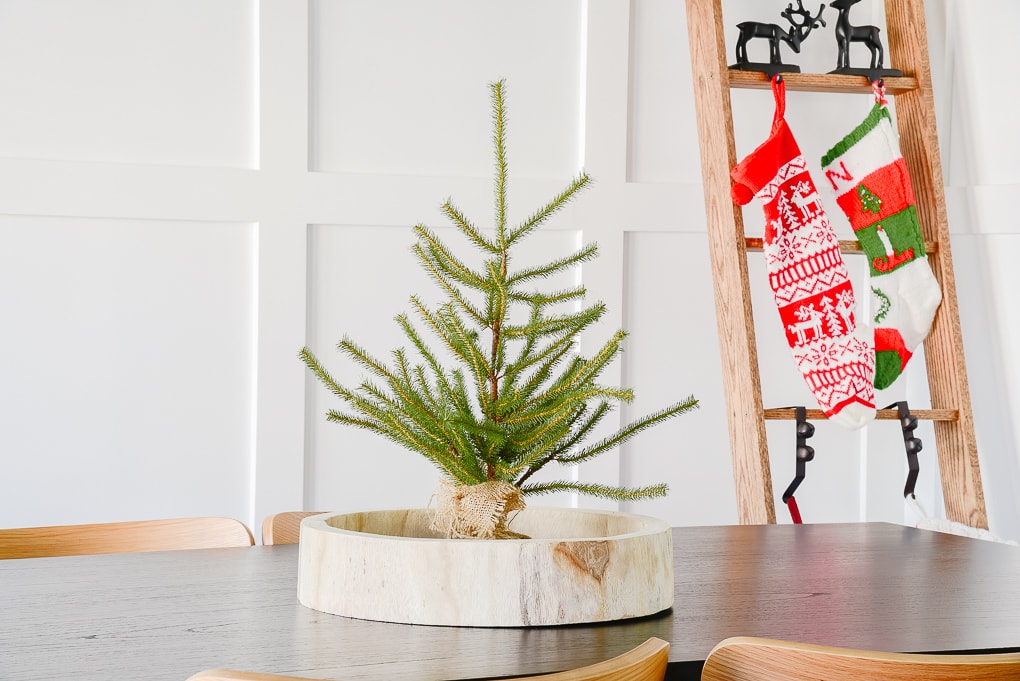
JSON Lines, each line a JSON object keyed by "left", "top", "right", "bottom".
{"left": 891, "top": 401, "right": 923, "bottom": 498}
{"left": 729, "top": 62, "right": 800, "bottom": 77}
{"left": 782, "top": 406, "right": 816, "bottom": 503}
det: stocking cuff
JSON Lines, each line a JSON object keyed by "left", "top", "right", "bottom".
{"left": 731, "top": 120, "right": 803, "bottom": 205}
{"left": 731, "top": 76, "right": 801, "bottom": 206}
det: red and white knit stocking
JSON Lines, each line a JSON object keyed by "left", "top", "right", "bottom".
{"left": 820, "top": 83, "right": 942, "bottom": 390}
{"left": 731, "top": 76, "right": 875, "bottom": 430}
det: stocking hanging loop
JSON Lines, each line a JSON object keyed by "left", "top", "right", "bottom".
{"left": 771, "top": 74, "right": 786, "bottom": 128}
{"left": 871, "top": 78, "right": 888, "bottom": 107}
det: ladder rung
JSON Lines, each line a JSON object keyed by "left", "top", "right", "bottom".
{"left": 745, "top": 237, "right": 938, "bottom": 255}
{"left": 763, "top": 408, "right": 958, "bottom": 421}
{"left": 728, "top": 70, "right": 919, "bottom": 95}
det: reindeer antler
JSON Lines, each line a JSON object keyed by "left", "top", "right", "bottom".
{"left": 813, "top": 3, "right": 827, "bottom": 28}
{"left": 782, "top": 0, "right": 825, "bottom": 28}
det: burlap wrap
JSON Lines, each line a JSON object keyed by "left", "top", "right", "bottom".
{"left": 430, "top": 479, "right": 528, "bottom": 539}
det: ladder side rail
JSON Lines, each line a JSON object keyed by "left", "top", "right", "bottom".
{"left": 685, "top": 0, "right": 776, "bottom": 524}
{"left": 884, "top": 0, "right": 987, "bottom": 528}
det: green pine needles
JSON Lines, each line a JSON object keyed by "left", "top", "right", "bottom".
{"left": 300, "top": 80, "right": 698, "bottom": 503}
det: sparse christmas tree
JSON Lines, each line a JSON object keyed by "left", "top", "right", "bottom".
{"left": 857, "top": 184, "right": 882, "bottom": 214}
{"left": 300, "top": 80, "right": 698, "bottom": 539}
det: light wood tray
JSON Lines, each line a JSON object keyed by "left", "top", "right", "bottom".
{"left": 296, "top": 507, "right": 674, "bottom": 627}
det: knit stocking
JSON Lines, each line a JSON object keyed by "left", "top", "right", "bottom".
{"left": 731, "top": 76, "right": 875, "bottom": 430}
{"left": 820, "top": 84, "right": 942, "bottom": 390}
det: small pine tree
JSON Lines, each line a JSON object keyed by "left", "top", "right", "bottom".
{"left": 858, "top": 185, "right": 882, "bottom": 214}
{"left": 300, "top": 80, "right": 698, "bottom": 519}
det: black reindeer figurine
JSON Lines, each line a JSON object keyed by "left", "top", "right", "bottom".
{"left": 731, "top": 0, "right": 827, "bottom": 76}
{"left": 829, "top": 0, "right": 902, "bottom": 78}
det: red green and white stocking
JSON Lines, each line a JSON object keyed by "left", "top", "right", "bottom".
{"left": 731, "top": 76, "right": 876, "bottom": 430}
{"left": 820, "top": 84, "right": 942, "bottom": 390}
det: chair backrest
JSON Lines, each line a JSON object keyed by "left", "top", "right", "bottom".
{"left": 188, "top": 637, "right": 669, "bottom": 681}
{"left": 260, "top": 511, "right": 323, "bottom": 545}
{"left": 0, "top": 517, "right": 255, "bottom": 559}
{"left": 701, "top": 637, "right": 1020, "bottom": 681}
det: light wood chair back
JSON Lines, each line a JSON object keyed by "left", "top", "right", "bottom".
{"left": 260, "top": 511, "right": 323, "bottom": 545}
{"left": 188, "top": 636, "right": 669, "bottom": 681}
{"left": 701, "top": 637, "right": 1020, "bottom": 681}
{"left": 0, "top": 517, "right": 255, "bottom": 559}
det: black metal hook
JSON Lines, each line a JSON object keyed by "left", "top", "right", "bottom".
{"left": 890, "top": 401, "right": 923, "bottom": 498}
{"left": 782, "top": 406, "right": 816, "bottom": 503}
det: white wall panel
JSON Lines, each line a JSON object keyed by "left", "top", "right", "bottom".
{"left": 310, "top": 0, "right": 582, "bottom": 178}
{"left": 304, "top": 224, "right": 435, "bottom": 512}
{"left": 627, "top": 0, "right": 700, "bottom": 184}
{"left": 619, "top": 231, "right": 736, "bottom": 526}
{"left": 0, "top": 216, "right": 255, "bottom": 527}
{"left": 954, "top": 234, "right": 1020, "bottom": 541}
{"left": 935, "top": 0, "right": 1020, "bottom": 540}
{"left": 0, "top": 0, "right": 257, "bottom": 168}
{"left": 948, "top": 2, "right": 1020, "bottom": 186}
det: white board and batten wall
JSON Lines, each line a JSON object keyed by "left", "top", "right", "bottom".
{"left": 0, "top": 0, "right": 1017, "bottom": 542}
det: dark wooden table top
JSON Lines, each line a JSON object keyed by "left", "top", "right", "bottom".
{"left": 3, "top": 522, "right": 1019, "bottom": 681}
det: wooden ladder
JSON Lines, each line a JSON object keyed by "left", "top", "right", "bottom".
{"left": 685, "top": 0, "right": 987, "bottom": 527}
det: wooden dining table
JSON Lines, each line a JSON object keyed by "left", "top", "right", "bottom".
{"left": 3, "top": 521, "right": 1020, "bottom": 681}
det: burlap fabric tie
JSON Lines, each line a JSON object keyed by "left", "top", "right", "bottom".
{"left": 430, "top": 479, "right": 528, "bottom": 539}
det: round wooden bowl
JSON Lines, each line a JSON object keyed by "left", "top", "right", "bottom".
{"left": 296, "top": 507, "right": 674, "bottom": 627}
